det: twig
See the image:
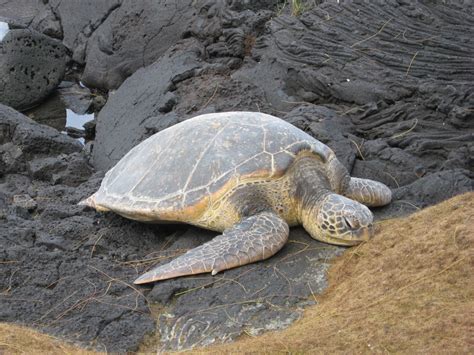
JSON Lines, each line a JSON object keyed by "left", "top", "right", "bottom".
{"left": 203, "top": 83, "right": 220, "bottom": 108}
{"left": 307, "top": 282, "right": 317, "bottom": 303}
{"left": 282, "top": 100, "right": 316, "bottom": 106}
{"left": 88, "top": 265, "right": 147, "bottom": 305}
{"left": 351, "top": 18, "right": 392, "bottom": 48}
{"left": 273, "top": 266, "right": 293, "bottom": 298}
{"left": 349, "top": 139, "right": 365, "bottom": 160}
{"left": 406, "top": 51, "right": 419, "bottom": 76}
{"left": 90, "top": 231, "right": 105, "bottom": 257}
{"left": 38, "top": 291, "right": 79, "bottom": 321}
{"left": 393, "top": 200, "right": 421, "bottom": 211}
{"left": 383, "top": 171, "right": 400, "bottom": 188}
{"left": 390, "top": 119, "right": 418, "bottom": 139}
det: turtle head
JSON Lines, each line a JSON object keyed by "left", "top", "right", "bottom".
{"left": 302, "top": 193, "right": 374, "bottom": 246}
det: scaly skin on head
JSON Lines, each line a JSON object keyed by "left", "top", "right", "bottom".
{"left": 301, "top": 194, "right": 373, "bottom": 246}
{"left": 292, "top": 156, "right": 374, "bottom": 246}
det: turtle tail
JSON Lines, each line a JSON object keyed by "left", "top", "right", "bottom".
{"left": 78, "top": 193, "right": 107, "bottom": 211}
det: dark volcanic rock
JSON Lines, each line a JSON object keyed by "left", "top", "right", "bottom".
{"left": 0, "top": 0, "right": 40, "bottom": 27}
{"left": 24, "top": 91, "right": 66, "bottom": 131}
{"left": 81, "top": 0, "right": 275, "bottom": 90}
{"left": 0, "top": 0, "right": 60, "bottom": 37}
{"left": 235, "top": 1, "right": 474, "bottom": 111}
{"left": 49, "top": 0, "right": 121, "bottom": 63}
{"left": 81, "top": 0, "right": 195, "bottom": 90}
{"left": 0, "top": 104, "right": 80, "bottom": 153}
{"left": 0, "top": 29, "right": 67, "bottom": 111}
{"left": 0, "top": 105, "right": 156, "bottom": 352}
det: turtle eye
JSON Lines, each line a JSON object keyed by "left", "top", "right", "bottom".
{"left": 343, "top": 216, "right": 359, "bottom": 230}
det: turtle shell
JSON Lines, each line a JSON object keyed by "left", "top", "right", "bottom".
{"left": 93, "top": 112, "right": 333, "bottom": 221}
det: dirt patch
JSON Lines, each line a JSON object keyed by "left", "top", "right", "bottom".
{"left": 0, "top": 323, "right": 98, "bottom": 355}
{"left": 197, "top": 192, "right": 474, "bottom": 353}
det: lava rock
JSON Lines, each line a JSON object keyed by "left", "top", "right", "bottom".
{"left": 0, "top": 142, "right": 24, "bottom": 175}
{"left": 65, "top": 126, "right": 85, "bottom": 139}
{"left": 12, "top": 193, "right": 37, "bottom": 211}
{"left": 0, "top": 104, "right": 82, "bottom": 158}
{"left": 83, "top": 120, "right": 96, "bottom": 140}
{"left": 51, "top": 153, "right": 94, "bottom": 187}
{"left": 0, "top": 0, "right": 41, "bottom": 28}
{"left": 81, "top": 0, "right": 195, "bottom": 90}
{"left": 29, "top": 152, "right": 93, "bottom": 187}
{"left": 0, "top": 28, "right": 67, "bottom": 111}
{"left": 48, "top": 0, "right": 121, "bottom": 63}
{"left": 24, "top": 91, "right": 66, "bottom": 131}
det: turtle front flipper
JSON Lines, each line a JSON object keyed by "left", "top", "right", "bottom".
{"left": 133, "top": 212, "right": 289, "bottom": 284}
{"left": 344, "top": 177, "right": 392, "bottom": 207}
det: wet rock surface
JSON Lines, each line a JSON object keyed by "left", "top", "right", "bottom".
{"left": 0, "top": 28, "right": 67, "bottom": 111}
{"left": 0, "top": 0, "right": 473, "bottom": 352}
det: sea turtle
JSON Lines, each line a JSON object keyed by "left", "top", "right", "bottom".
{"left": 80, "top": 112, "right": 391, "bottom": 284}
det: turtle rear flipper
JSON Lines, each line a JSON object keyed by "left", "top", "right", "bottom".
{"left": 133, "top": 212, "right": 289, "bottom": 284}
{"left": 345, "top": 177, "right": 392, "bottom": 207}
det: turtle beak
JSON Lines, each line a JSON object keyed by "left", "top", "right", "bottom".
{"left": 357, "top": 225, "right": 373, "bottom": 242}
{"left": 324, "top": 225, "right": 374, "bottom": 246}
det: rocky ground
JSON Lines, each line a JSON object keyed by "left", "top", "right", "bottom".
{"left": 0, "top": 0, "right": 473, "bottom": 352}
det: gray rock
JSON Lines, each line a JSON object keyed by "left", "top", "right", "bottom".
{"left": 0, "top": 0, "right": 40, "bottom": 27}
{"left": 29, "top": 5, "right": 62, "bottom": 39}
{"left": 49, "top": 0, "right": 121, "bottom": 63}
{"left": 0, "top": 142, "right": 24, "bottom": 175}
{"left": 65, "top": 126, "right": 85, "bottom": 139}
{"left": 393, "top": 169, "right": 473, "bottom": 209}
{"left": 51, "top": 153, "right": 93, "bottom": 187}
{"left": 29, "top": 156, "right": 67, "bottom": 181}
{"left": 234, "top": 1, "right": 473, "bottom": 110}
{"left": 12, "top": 193, "right": 36, "bottom": 211}
{"left": 0, "top": 29, "right": 67, "bottom": 111}
{"left": 24, "top": 91, "right": 66, "bottom": 131}
{"left": 81, "top": 0, "right": 195, "bottom": 90}
{"left": 83, "top": 120, "right": 96, "bottom": 140}
{"left": 0, "top": 104, "right": 82, "bottom": 163}
{"left": 29, "top": 153, "right": 93, "bottom": 187}
{"left": 35, "top": 231, "right": 69, "bottom": 251}
{"left": 57, "top": 81, "right": 93, "bottom": 115}
{"left": 227, "top": 0, "right": 281, "bottom": 12}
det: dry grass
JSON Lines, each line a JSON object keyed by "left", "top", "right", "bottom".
{"left": 0, "top": 323, "right": 97, "bottom": 354}
{"left": 195, "top": 192, "right": 474, "bottom": 353}
{"left": 1, "top": 193, "right": 472, "bottom": 354}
